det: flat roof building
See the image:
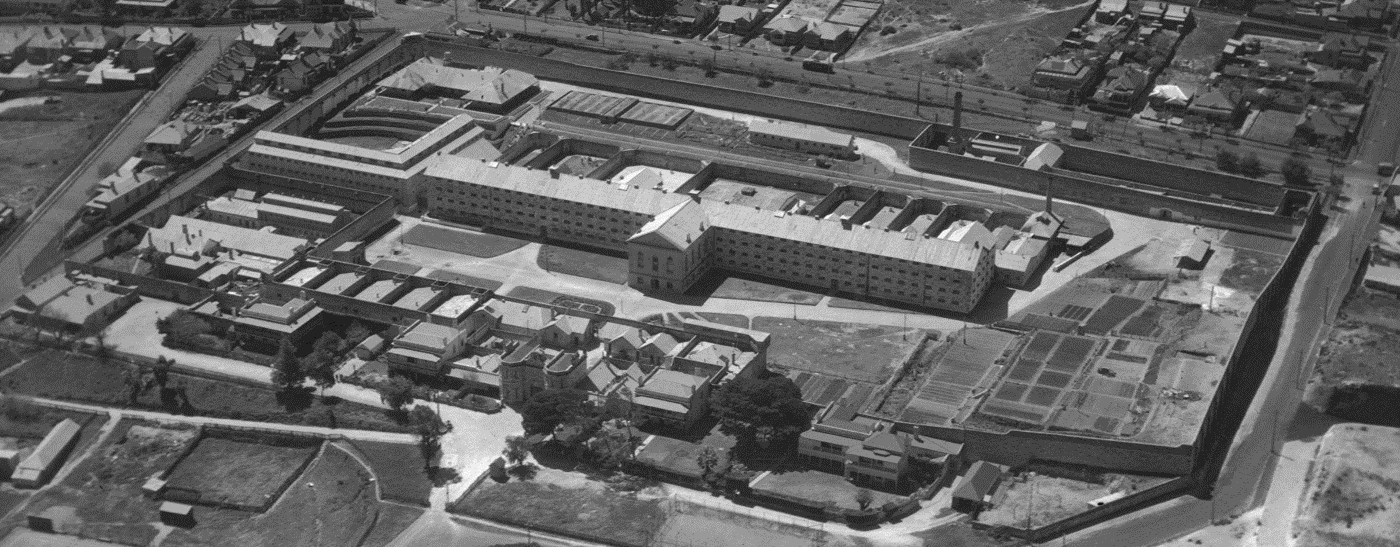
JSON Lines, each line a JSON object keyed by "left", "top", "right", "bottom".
{"left": 747, "top": 118, "right": 857, "bottom": 158}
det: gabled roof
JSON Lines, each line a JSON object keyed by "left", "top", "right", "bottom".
{"left": 144, "top": 120, "right": 199, "bottom": 146}
{"left": 952, "top": 461, "right": 1003, "bottom": 501}
{"left": 239, "top": 22, "right": 293, "bottom": 48}
{"left": 628, "top": 200, "right": 708, "bottom": 250}
{"left": 717, "top": 5, "right": 758, "bottom": 23}
{"left": 134, "top": 26, "right": 187, "bottom": 47}
{"left": 1190, "top": 89, "right": 1237, "bottom": 111}
{"left": 766, "top": 17, "right": 808, "bottom": 33}
{"left": 601, "top": 323, "right": 645, "bottom": 348}
{"left": 1297, "top": 109, "right": 1351, "bottom": 138}
{"left": 641, "top": 332, "right": 681, "bottom": 355}
{"left": 1037, "top": 56, "right": 1085, "bottom": 76}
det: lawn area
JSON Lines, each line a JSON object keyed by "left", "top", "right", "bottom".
{"left": 357, "top": 503, "right": 425, "bottom": 547}
{"left": 754, "top": 317, "right": 924, "bottom": 384}
{"left": 164, "top": 436, "right": 320, "bottom": 510}
{"left": 345, "top": 440, "right": 433, "bottom": 506}
{"left": 402, "top": 224, "right": 528, "bottom": 258}
{"left": 751, "top": 469, "right": 904, "bottom": 511}
{"left": 506, "top": 285, "right": 617, "bottom": 316}
{"left": 451, "top": 466, "right": 669, "bottom": 547}
{"left": 0, "top": 350, "right": 410, "bottom": 433}
{"left": 0, "top": 90, "right": 145, "bottom": 210}
{"left": 537, "top": 244, "right": 629, "bottom": 284}
{"left": 4, "top": 420, "right": 200, "bottom": 547}
{"left": 707, "top": 275, "right": 824, "bottom": 305}
{"left": 163, "top": 444, "right": 416, "bottom": 547}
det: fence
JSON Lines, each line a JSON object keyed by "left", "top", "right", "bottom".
{"left": 161, "top": 429, "right": 324, "bottom": 512}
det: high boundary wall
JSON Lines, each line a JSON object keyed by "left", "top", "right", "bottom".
{"left": 887, "top": 422, "right": 1194, "bottom": 476}
{"left": 908, "top": 137, "right": 1300, "bottom": 238}
{"left": 1055, "top": 143, "right": 1294, "bottom": 207}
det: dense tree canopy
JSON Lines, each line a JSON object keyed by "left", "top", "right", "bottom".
{"left": 520, "top": 389, "right": 593, "bottom": 435}
{"left": 709, "top": 374, "right": 809, "bottom": 442}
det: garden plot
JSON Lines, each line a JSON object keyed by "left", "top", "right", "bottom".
{"left": 900, "top": 328, "right": 1016, "bottom": 424}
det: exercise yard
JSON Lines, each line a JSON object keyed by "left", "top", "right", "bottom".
{"left": 452, "top": 465, "right": 669, "bottom": 547}
{"left": 163, "top": 436, "right": 320, "bottom": 510}
{"left": 754, "top": 317, "right": 925, "bottom": 384}
{"left": 401, "top": 223, "right": 529, "bottom": 259}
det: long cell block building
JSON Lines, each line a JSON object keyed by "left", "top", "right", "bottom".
{"left": 424, "top": 156, "right": 994, "bottom": 313}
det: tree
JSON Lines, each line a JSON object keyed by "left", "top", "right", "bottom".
{"left": 345, "top": 321, "right": 371, "bottom": 346}
{"left": 304, "top": 332, "right": 342, "bottom": 396}
{"left": 1281, "top": 157, "right": 1312, "bottom": 185}
{"left": 270, "top": 339, "right": 304, "bottom": 391}
{"left": 709, "top": 374, "right": 809, "bottom": 445}
{"left": 121, "top": 367, "right": 143, "bottom": 406}
{"left": 410, "top": 405, "right": 447, "bottom": 466}
{"left": 313, "top": 331, "right": 343, "bottom": 356}
{"left": 152, "top": 356, "right": 172, "bottom": 389}
{"left": 855, "top": 488, "right": 875, "bottom": 511}
{"left": 377, "top": 376, "right": 415, "bottom": 411}
{"left": 633, "top": 0, "right": 671, "bottom": 17}
{"left": 586, "top": 425, "right": 634, "bottom": 469}
{"left": 1215, "top": 149, "right": 1239, "bottom": 173}
{"left": 520, "top": 389, "right": 592, "bottom": 435}
{"left": 1330, "top": 174, "right": 1345, "bottom": 187}
{"left": 699, "top": 57, "right": 717, "bottom": 77}
{"left": 1239, "top": 153, "right": 1265, "bottom": 178}
{"left": 696, "top": 445, "right": 721, "bottom": 477}
{"left": 503, "top": 434, "right": 530, "bottom": 467}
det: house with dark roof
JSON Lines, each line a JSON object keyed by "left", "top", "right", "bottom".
{"left": 300, "top": 20, "right": 355, "bottom": 53}
{"left": 1295, "top": 108, "right": 1355, "bottom": 150}
{"left": 118, "top": 27, "right": 191, "bottom": 70}
{"left": 764, "top": 16, "right": 809, "bottom": 45}
{"left": 804, "top": 22, "right": 854, "bottom": 52}
{"left": 238, "top": 22, "right": 295, "bottom": 58}
{"left": 1032, "top": 56, "right": 1099, "bottom": 96}
{"left": 717, "top": 5, "right": 761, "bottom": 34}
{"left": 1310, "top": 33, "right": 1372, "bottom": 69}
{"left": 1091, "top": 65, "right": 1150, "bottom": 111}
{"left": 1311, "top": 68, "right": 1370, "bottom": 98}
{"left": 276, "top": 51, "right": 329, "bottom": 94}
{"left": 951, "top": 461, "right": 1005, "bottom": 513}
{"left": 1186, "top": 89, "right": 1243, "bottom": 126}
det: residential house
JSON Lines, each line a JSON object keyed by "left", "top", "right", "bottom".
{"left": 275, "top": 51, "right": 329, "bottom": 94}
{"left": 717, "top": 5, "right": 761, "bottom": 34}
{"left": 143, "top": 120, "right": 202, "bottom": 157}
{"left": 118, "top": 27, "right": 191, "bottom": 70}
{"left": 539, "top": 313, "right": 593, "bottom": 350}
{"left": 637, "top": 331, "right": 682, "bottom": 366}
{"left": 1091, "top": 65, "right": 1150, "bottom": 111}
{"left": 68, "top": 26, "right": 122, "bottom": 61}
{"left": 1295, "top": 108, "right": 1354, "bottom": 150}
{"left": 1309, "top": 33, "right": 1372, "bottom": 69}
{"left": 804, "top": 22, "right": 853, "bottom": 52}
{"left": 187, "top": 74, "right": 235, "bottom": 102}
{"left": 600, "top": 323, "right": 645, "bottom": 361}
{"left": 1335, "top": 0, "right": 1390, "bottom": 31}
{"left": 1096, "top": 0, "right": 1128, "bottom": 23}
{"left": 1032, "top": 56, "right": 1099, "bottom": 97}
{"left": 23, "top": 26, "right": 67, "bottom": 64}
{"left": 1147, "top": 84, "right": 1192, "bottom": 112}
{"left": 299, "top": 20, "right": 355, "bottom": 53}
{"left": 1311, "top": 68, "right": 1369, "bottom": 99}
{"left": 1162, "top": 3, "right": 1193, "bottom": 30}
{"left": 951, "top": 461, "right": 1005, "bottom": 513}
{"left": 238, "top": 22, "right": 295, "bottom": 58}
{"left": 663, "top": 0, "right": 719, "bottom": 35}
{"left": 1139, "top": 1, "right": 1167, "bottom": 23}
{"left": 764, "top": 16, "right": 808, "bottom": 46}
{"left": 1186, "top": 89, "right": 1243, "bottom": 125}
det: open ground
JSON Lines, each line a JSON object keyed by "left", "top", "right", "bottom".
{"left": 0, "top": 90, "right": 145, "bottom": 211}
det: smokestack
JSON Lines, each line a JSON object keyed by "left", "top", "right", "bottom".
{"left": 1045, "top": 175, "right": 1054, "bottom": 218}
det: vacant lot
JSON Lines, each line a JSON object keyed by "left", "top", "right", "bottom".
{"left": 1293, "top": 424, "right": 1400, "bottom": 547}
{"left": 403, "top": 224, "right": 528, "bottom": 258}
{"left": 0, "top": 90, "right": 145, "bottom": 210}
{"left": 707, "top": 275, "right": 824, "bottom": 305}
{"left": 752, "top": 469, "right": 903, "bottom": 510}
{"left": 452, "top": 466, "right": 668, "bottom": 547}
{"left": 755, "top": 317, "right": 922, "bottom": 384}
{"left": 1219, "top": 248, "right": 1283, "bottom": 294}
{"left": 165, "top": 436, "right": 320, "bottom": 510}
{"left": 6, "top": 420, "right": 200, "bottom": 546}
{"left": 538, "top": 244, "right": 629, "bottom": 284}
{"left": 1308, "top": 289, "right": 1400, "bottom": 411}
{"left": 346, "top": 440, "right": 433, "bottom": 506}
{"left": 0, "top": 350, "right": 410, "bottom": 432}
{"left": 164, "top": 444, "right": 418, "bottom": 547}
{"left": 980, "top": 471, "right": 1167, "bottom": 529}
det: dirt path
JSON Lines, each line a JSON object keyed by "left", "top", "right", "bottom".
{"left": 840, "top": 0, "right": 1096, "bottom": 64}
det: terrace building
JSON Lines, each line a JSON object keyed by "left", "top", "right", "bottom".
{"left": 238, "top": 22, "right": 295, "bottom": 58}
{"left": 387, "top": 320, "right": 483, "bottom": 376}
{"left": 191, "top": 296, "right": 325, "bottom": 351}
{"left": 424, "top": 157, "right": 995, "bottom": 313}
{"left": 717, "top": 5, "right": 761, "bottom": 34}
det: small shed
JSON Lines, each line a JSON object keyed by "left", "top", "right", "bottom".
{"left": 951, "top": 461, "right": 1004, "bottom": 514}
{"left": 142, "top": 475, "right": 168, "bottom": 499}
{"left": 27, "top": 506, "right": 77, "bottom": 533}
{"left": 160, "top": 501, "right": 195, "bottom": 527}
{"left": 1175, "top": 238, "right": 1211, "bottom": 269}
{"left": 354, "top": 334, "right": 386, "bottom": 360}
{"left": 1070, "top": 120, "right": 1091, "bottom": 140}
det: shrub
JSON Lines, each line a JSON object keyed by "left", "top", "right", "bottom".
{"left": 1281, "top": 157, "right": 1312, "bottom": 185}
{"left": 1239, "top": 153, "right": 1265, "bottom": 178}
{"left": 935, "top": 48, "right": 982, "bottom": 70}
{"left": 880, "top": 25, "right": 896, "bottom": 36}
{"left": 1216, "top": 149, "right": 1239, "bottom": 173}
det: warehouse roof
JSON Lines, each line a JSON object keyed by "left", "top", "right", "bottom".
{"left": 748, "top": 118, "right": 854, "bottom": 148}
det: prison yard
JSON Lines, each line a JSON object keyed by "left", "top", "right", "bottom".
{"left": 0, "top": 14, "right": 1351, "bottom": 547}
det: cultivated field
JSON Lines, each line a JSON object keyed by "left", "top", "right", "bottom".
{"left": 754, "top": 317, "right": 924, "bottom": 384}
{"left": 164, "top": 436, "right": 320, "bottom": 509}
{"left": 0, "top": 90, "right": 145, "bottom": 210}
